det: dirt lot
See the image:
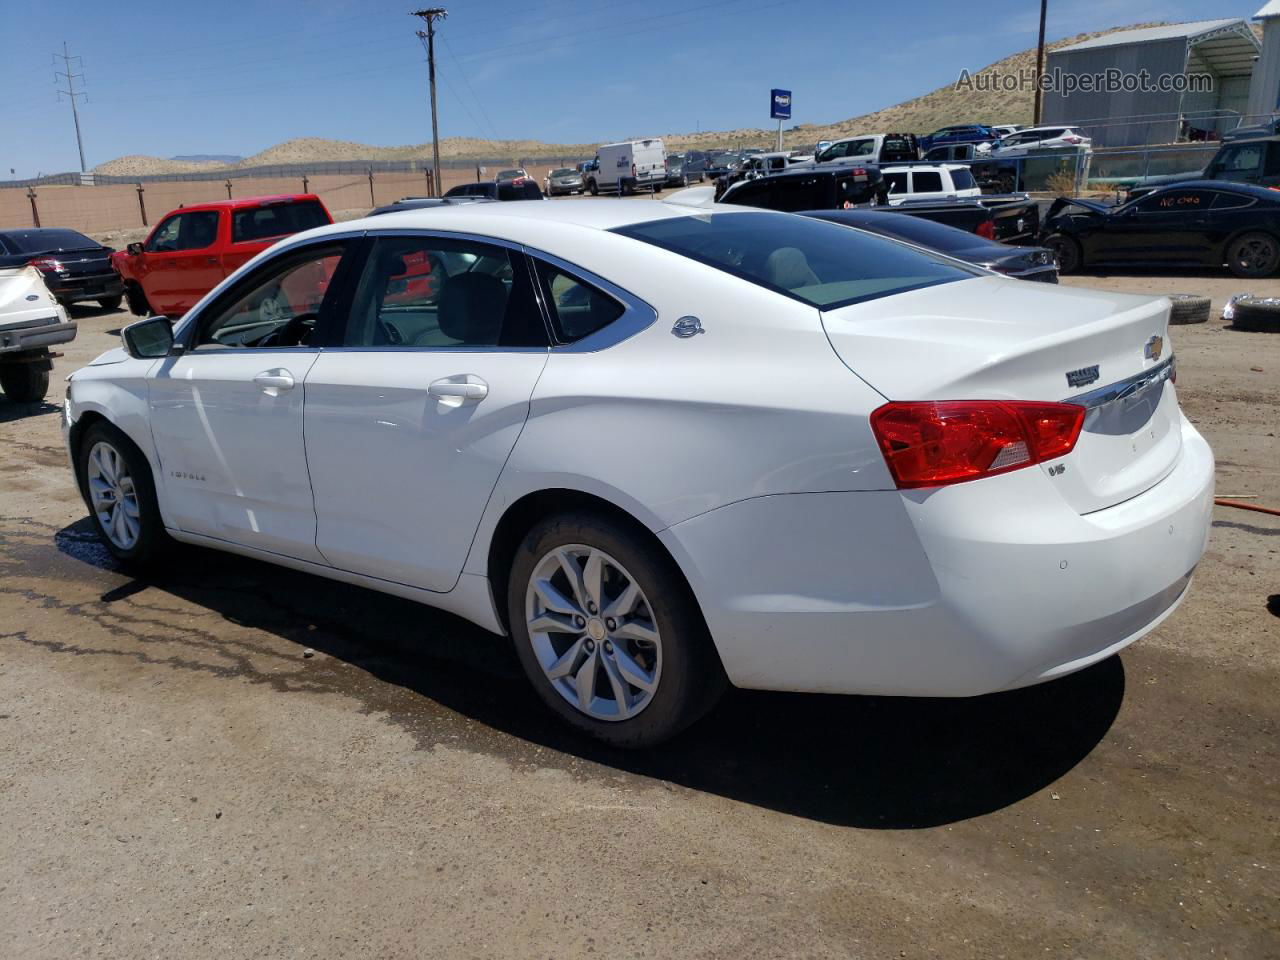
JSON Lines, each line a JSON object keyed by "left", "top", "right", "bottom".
{"left": 1, "top": 270, "right": 1278, "bottom": 959}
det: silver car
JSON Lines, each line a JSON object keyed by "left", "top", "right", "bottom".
{"left": 546, "top": 167, "right": 584, "bottom": 196}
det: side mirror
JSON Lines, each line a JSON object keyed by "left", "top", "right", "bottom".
{"left": 126, "top": 241, "right": 145, "bottom": 256}
{"left": 122, "top": 316, "right": 175, "bottom": 359}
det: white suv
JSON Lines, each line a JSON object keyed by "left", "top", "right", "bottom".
{"left": 880, "top": 163, "right": 982, "bottom": 204}
{"left": 991, "top": 126, "right": 1092, "bottom": 157}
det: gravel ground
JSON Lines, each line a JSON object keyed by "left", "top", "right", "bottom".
{"left": 1, "top": 271, "right": 1278, "bottom": 959}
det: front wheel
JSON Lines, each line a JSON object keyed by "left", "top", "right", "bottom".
{"left": 124, "top": 283, "right": 151, "bottom": 317}
{"left": 1225, "top": 232, "right": 1280, "bottom": 279}
{"left": 508, "top": 511, "right": 726, "bottom": 748}
{"left": 0, "top": 363, "right": 50, "bottom": 402}
{"left": 1044, "top": 233, "right": 1082, "bottom": 274}
{"left": 76, "top": 422, "right": 169, "bottom": 565}
{"left": 587, "top": 179, "right": 598, "bottom": 196}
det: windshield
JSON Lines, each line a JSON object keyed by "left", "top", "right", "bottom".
{"left": 3, "top": 229, "right": 98, "bottom": 254}
{"left": 613, "top": 211, "right": 976, "bottom": 310}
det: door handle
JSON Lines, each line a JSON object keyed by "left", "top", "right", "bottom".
{"left": 254, "top": 370, "right": 295, "bottom": 393}
{"left": 206, "top": 256, "right": 218, "bottom": 265}
{"left": 428, "top": 377, "right": 488, "bottom": 401}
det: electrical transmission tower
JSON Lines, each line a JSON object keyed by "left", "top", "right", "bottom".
{"left": 411, "top": 8, "right": 447, "bottom": 196}
{"left": 54, "top": 41, "right": 88, "bottom": 173}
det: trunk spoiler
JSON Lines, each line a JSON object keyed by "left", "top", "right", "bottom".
{"left": 1045, "top": 196, "right": 1113, "bottom": 220}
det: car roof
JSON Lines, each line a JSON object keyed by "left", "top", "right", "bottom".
{"left": 164, "top": 193, "right": 323, "bottom": 213}
{"left": 1147, "top": 179, "right": 1280, "bottom": 200}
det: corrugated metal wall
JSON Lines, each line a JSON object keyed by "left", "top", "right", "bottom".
{"left": 1247, "top": 20, "right": 1280, "bottom": 117}
{"left": 1042, "top": 37, "right": 1189, "bottom": 146}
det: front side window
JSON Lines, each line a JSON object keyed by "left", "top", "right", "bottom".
{"left": 196, "top": 244, "right": 345, "bottom": 348}
{"left": 146, "top": 211, "right": 219, "bottom": 253}
{"left": 950, "top": 168, "right": 977, "bottom": 191}
{"left": 342, "top": 236, "right": 545, "bottom": 349}
{"left": 613, "top": 211, "right": 976, "bottom": 310}
{"left": 533, "top": 261, "right": 624, "bottom": 342}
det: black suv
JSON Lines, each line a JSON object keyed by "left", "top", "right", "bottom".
{"left": 443, "top": 180, "right": 544, "bottom": 201}
{"left": 718, "top": 162, "right": 888, "bottom": 211}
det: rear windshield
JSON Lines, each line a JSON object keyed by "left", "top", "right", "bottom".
{"left": 2, "top": 228, "right": 97, "bottom": 254}
{"left": 815, "top": 211, "right": 976, "bottom": 252}
{"left": 613, "top": 211, "right": 975, "bottom": 310}
{"left": 550, "top": 169, "right": 574, "bottom": 177}
{"left": 231, "top": 201, "right": 329, "bottom": 244}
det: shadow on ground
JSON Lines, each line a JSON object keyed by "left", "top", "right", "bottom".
{"left": 0, "top": 398, "right": 60, "bottom": 423}
{"left": 46, "top": 517, "right": 1124, "bottom": 829}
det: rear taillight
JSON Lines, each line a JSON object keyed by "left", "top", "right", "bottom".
{"left": 28, "top": 256, "right": 64, "bottom": 272}
{"left": 870, "top": 401, "right": 1085, "bottom": 489}
{"left": 1063, "top": 136, "right": 1083, "bottom": 144}
{"left": 975, "top": 220, "right": 996, "bottom": 240}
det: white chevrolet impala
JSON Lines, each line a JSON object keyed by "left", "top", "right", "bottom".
{"left": 64, "top": 199, "right": 1214, "bottom": 746}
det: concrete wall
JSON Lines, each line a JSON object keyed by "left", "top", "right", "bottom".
{"left": 0, "top": 162, "right": 582, "bottom": 236}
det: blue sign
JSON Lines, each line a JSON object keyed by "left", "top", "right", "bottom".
{"left": 770, "top": 89, "right": 792, "bottom": 120}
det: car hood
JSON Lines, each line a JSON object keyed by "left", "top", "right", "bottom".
{"left": 86, "top": 346, "right": 129, "bottom": 366}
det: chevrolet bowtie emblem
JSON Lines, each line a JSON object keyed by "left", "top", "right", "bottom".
{"left": 1144, "top": 335, "right": 1163, "bottom": 361}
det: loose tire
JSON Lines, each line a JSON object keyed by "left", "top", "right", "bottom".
{"left": 98, "top": 295, "right": 124, "bottom": 312}
{"left": 1044, "top": 234, "right": 1082, "bottom": 274}
{"left": 124, "top": 283, "right": 151, "bottom": 317}
{"left": 76, "top": 421, "right": 169, "bottom": 565}
{"left": 1230, "top": 296, "right": 1280, "bottom": 333}
{"left": 1225, "top": 232, "right": 1280, "bottom": 279}
{"left": 0, "top": 363, "right": 50, "bottom": 403}
{"left": 1167, "top": 293, "right": 1210, "bottom": 325}
{"left": 508, "top": 511, "right": 727, "bottom": 748}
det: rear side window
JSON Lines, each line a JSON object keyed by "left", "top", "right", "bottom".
{"left": 613, "top": 211, "right": 976, "bottom": 310}
{"left": 884, "top": 172, "right": 908, "bottom": 196}
{"left": 771, "top": 176, "right": 823, "bottom": 212}
{"left": 950, "top": 168, "right": 977, "bottom": 191}
{"left": 533, "top": 260, "right": 624, "bottom": 342}
{"left": 913, "top": 172, "right": 943, "bottom": 192}
{"left": 1210, "top": 191, "right": 1254, "bottom": 210}
{"left": 231, "top": 201, "right": 329, "bottom": 244}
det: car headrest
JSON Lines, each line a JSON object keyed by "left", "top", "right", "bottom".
{"left": 437, "top": 272, "right": 507, "bottom": 344}
{"left": 764, "top": 247, "right": 820, "bottom": 290}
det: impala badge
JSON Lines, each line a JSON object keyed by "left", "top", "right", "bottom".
{"left": 1144, "top": 335, "right": 1163, "bottom": 361}
{"left": 671, "top": 316, "right": 705, "bottom": 338}
{"left": 1065, "top": 365, "right": 1100, "bottom": 388}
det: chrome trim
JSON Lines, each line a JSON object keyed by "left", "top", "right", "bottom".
{"left": 1064, "top": 356, "right": 1175, "bottom": 434}
{"left": 520, "top": 245, "right": 658, "bottom": 353}
{"left": 1064, "top": 355, "right": 1174, "bottom": 409}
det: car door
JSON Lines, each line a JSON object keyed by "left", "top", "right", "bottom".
{"left": 1095, "top": 189, "right": 1216, "bottom": 263}
{"left": 147, "top": 238, "right": 356, "bottom": 561}
{"left": 302, "top": 232, "right": 550, "bottom": 592}
{"left": 138, "top": 210, "right": 224, "bottom": 316}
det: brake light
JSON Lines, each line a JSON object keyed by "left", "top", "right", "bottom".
{"left": 28, "top": 256, "right": 64, "bottom": 272}
{"left": 975, "top": 220, "right": 996, "bottom": 240}
{"left": 870, "top": 401, "right": 1085, "bottom": 489}
{"left": 1063, "top": 136, "right": 1083, "bottom": 144}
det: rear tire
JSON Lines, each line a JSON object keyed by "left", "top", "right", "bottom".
{"left": 1225, "top": 232, "right": 1280, "bottom": 279}
{"left": 1044, "top": 234, "right": 1082, "bottom": 274}
{"left": 1167, "top": 294, "right": 1210, "bottom": 325}
{"left": 1230, "top": 296, "right": 1280, "bottom": 333}
{"left": 98, "top": 295, "right": 124, "bottom": 312}
{"left": 0, "top": 363, "right": 50, "bottom": 403}
{"left": 507, "top": 510, "right": 727, "bottom": 748}
{"left": 75, "top": 421, "right": 170, "bottom": 566}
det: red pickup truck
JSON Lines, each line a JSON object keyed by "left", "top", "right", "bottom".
{"left": 112, "top": 194, "right": 332, "bottom": 317}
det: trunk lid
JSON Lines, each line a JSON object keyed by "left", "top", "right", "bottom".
{"left": 0, "top": 266, "right": 62, "bottom": 329}
{"left": 822, "top": 276, "right": 1179, "bottom": 513}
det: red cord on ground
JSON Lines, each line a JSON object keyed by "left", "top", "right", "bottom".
{"left": 1215, "top": 498, "right": 1280, "bottom": 517}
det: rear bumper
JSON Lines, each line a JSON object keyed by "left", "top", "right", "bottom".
{"left": 660, "top": 415, "right": 1214, "bottom": 697}
{"left": 47, "top": 272, "right": 124, "bottom": 303}
{"left": 0, "top": 316, "right": 78, "bottom": 353}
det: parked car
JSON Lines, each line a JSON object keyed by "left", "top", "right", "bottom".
{"left": 705, "top": 152, "right": 741, "bottom": 179}
{"left": 881, "top": 163, "right": 983, "bottom": 203}
{"left": 583, "top": 139, "right": 667, "bottom": 195}
{"left": 71, "top": 199, "right": 1214, "bottom": 746}
{"left": 369, "top": 196, "right": 495, "bottom": 216}
{"left": 991, "top": 124, "right": 1024, "bottom": 139}
{"left": 812, "top": 133, "right": 919, "bottom": 165}
{"left": 921, "top": 144, "right": 1021, "bottom": 192}
{"left": 665, "top": 152, "right": 708, "bottom": 186}
{"left": 496, "top": 169, "right": 530, "bottom": 183}
{"left": 718, "top": 161, "right": 888, "bottom": 208}
{"left": 919, "top": 124, "right": 999, "bottom": 153}
{"left": 990, "top": 126, "right": 1091, "bottom": 157}
{"left": 800, "top": 209, "right": 1058, "bottom": 281}
{"left": 546, "top": 168, "right": 585, "bottom": 196}
{"left": 0, "top": 228, "right": 123, "bottom": 310}
{"left": 1042, "top": 180, "right": 1280, "bottom": 278}
{"left": 716, "top": 151, "right": 811, "bottom": 194}
{"left": 1125, "top": 133, "right": 1280, "bottom": 199}
{"left": 443, "top": 180, "right": 544, "bottom": 201}
{"left": 0, "top": 264, "right": 77, "bottom": 402}
{"left": 112, "top": 194, "right": 332, "bottom": 318}
{"left": 1221, "top": 116, "right": 1280, "bottom": 141}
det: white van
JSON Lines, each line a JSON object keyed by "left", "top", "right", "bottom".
{"left": 584, "top": 139, "right": 666, "bottom": 195}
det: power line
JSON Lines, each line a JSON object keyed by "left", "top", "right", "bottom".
{"left": 440, "top": 35, "right": 500, "bottom": 142}
{"left": 54, "top": 41, "right": 88, "bottom": 173}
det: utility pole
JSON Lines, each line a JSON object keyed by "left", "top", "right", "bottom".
{"left": 1033, "top": 0, "right": 1048, "bottom": 126}
{"left": 411, "top": 8, "right": 447, "bottom": 196}
{"left": 54, "top": 41, "right": 88, "bottom": 173}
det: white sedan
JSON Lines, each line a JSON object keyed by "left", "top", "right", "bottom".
{"left": 64, "top": 200, "right": 1214, "bottom": 747}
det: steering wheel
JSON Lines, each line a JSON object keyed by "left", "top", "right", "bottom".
{"left": 258, "top": 311, "right": 317, "bottom": 348}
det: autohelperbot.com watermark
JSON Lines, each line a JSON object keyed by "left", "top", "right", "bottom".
{"left": 955, "top": 67, "right": 1213, "bottom": 96}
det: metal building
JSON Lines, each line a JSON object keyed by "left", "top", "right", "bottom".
{"left": 1040, "top": 19, "right": 1261, "bottom": 146}
{"left": 1247, "top": 1, "right": 1280, "bottom": 118}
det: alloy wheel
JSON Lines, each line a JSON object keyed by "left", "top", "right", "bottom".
{"left": 1229, "top": 234, "right": 1280, "bottom": 277}
{"left": 87, "top": 440, "right": 140, "bottom": 550}
{"left": 524, "top": 544, "right": 662, "bottom": 722}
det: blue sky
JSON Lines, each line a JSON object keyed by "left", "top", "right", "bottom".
{"left": 0, "top": 0, "right": 1258, "bottom": 177}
